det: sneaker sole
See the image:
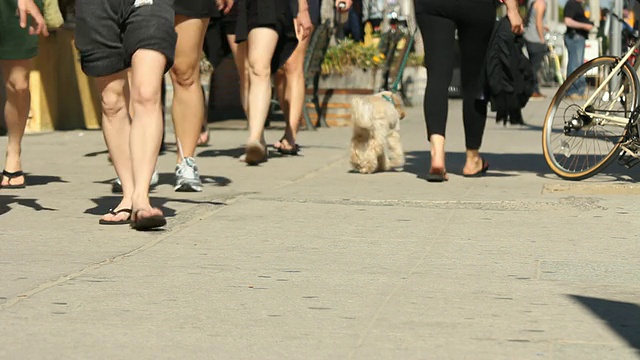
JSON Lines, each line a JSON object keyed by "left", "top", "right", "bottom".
{"left": 174, "top": 182, "right": 203, "bottom": 192}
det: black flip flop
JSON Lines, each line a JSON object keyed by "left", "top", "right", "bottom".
{"left": 277, "top": 144, "right": 300, "bottom": 156}
{"left": 1, "top": 170, "right": 26, "bottom": 189}
{"left": 99, "top": 208, "right": 132, "bottom": 225}
{"left": 130, "top": 209, "right": 166, "bottom": 231}
{"left": 463, "top": 159, "right": 489, "bottom": 178}
{"left": 426, "top": 171, "right": 448, "bottom": 182}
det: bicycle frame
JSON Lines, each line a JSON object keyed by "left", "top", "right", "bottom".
{"left": 580, "top": 38, "right": 640, "bottom": 128}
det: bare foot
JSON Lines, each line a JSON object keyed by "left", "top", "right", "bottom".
{"left": 196, "top": 127, "right": 210, "bottom": 147}
{"left": 462, "top": 156, "right": 487, "bottom": 176}
{"left": 99, "top": 199, "right": 133, "bottom": 224}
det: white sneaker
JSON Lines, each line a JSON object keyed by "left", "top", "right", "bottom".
{"left": 174, "top": 157, "right": 203, "bottom": 192}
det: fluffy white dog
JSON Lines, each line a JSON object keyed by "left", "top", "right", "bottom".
{"left": 349, "top": 91, "right": 405, "bottom": 174}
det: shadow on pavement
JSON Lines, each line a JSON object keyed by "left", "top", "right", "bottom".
{"left": 404, "top": 151, "right": 640, "bottom": 181}
{"left": 404, "top": 151, "right": 549, "bottom": 177}
{"left": 0, "top": 195, "right": 57, "bottom": 215}
{"left": 84, "top": 196, "right": 226, "bottom": 218}
{"left": 93, "top": 174, "right": 231, "bottom": 188}
{"left": 570, "top": 295, "right": 640, "bottom": 351}
{"left": 197, "top": 146, "right": 245, "bottom": 159}
{"left": 25, "top": 174, "right": 69, "bottom": 186}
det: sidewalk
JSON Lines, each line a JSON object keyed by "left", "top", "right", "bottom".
{"left": 1, "top": 89, "right": 640, "bottom": 359}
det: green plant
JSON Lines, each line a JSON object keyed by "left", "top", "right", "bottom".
{"left": 321, "top": 39, "right": 385, "bottom": 75}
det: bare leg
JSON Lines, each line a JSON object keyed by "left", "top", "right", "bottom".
{"left": 227, "top": 34, "right": 250, "bottom": 118}
{"left": 274, "top": 26, "right": 312, "bottom": 151}
{"left": 129, "top": 49, "right": 166, "bottom": 220}
{"left": 170, "top": 16, "right": 209, "bottom": 162}
{"left": 94, "top": 71, "right": 134, "bottom": 223}
{"left": 1, "top": 60, "right": 32, "bottom": 187}
{"left": 246, "top": 28, "right": 278, "bottom": 145}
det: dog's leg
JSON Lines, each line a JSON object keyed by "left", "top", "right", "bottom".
{"left": 359, "top": 139, "right": 381, "bottom": 174}
{"left": 387, "top": 128, "right": 405, "bottom": 170}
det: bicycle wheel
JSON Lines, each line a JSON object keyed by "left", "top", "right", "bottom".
{"left": 538, "top": 53, "right": 556, "bottom": 87}
{"left": 542, "top": 56, "right": 639, "bottom": 180}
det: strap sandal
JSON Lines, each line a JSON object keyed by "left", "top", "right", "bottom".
{"left": 1, "top": 170, "right": 26, "bottom": 189}
{"left": 98, "top": 208, "right": 133, "bottom": 225}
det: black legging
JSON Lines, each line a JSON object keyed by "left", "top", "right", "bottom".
{"left": 414, "top": 0, "right": 495, "bottom": 150}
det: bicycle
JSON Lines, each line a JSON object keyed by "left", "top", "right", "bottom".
{"left": 542, "top": 18, "right": 640, "bottom": 180}
{"left": 538, "top": 32, "right": 565, "bottom": 87}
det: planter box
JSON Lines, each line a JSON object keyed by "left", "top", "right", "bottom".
{"left": 306, "top": 66, "right": 427, "bottom": 127}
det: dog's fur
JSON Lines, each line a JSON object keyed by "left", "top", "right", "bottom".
{"left": 350, "top": 91, "right": 406, "bottom": 174}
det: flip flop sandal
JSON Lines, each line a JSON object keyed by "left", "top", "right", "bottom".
{"left": 98, "top": 208, "right": 132, "bottom": 225}
{"left": 277, "top": 144, "right": 300, "bottom": 156}
{"left": 425, "top": 171, "right": 448, "bottom": 182}
{"left": 130, "top": 209, "right": 166, "bottom": 231}
{"left": 1, "top": 170, "right": 26, "bottom": 189}
{"left": 463, "top": 159, "right": 489, "bottom": 178}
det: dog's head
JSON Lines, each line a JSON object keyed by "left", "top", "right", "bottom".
{"left": 378, "top": 91, "right": 406, "bottom": 119}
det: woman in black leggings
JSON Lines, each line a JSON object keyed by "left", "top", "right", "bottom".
{"left": 414, "top": 0, "right": 522, "bottom": 181}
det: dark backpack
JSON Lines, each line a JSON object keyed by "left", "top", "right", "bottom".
{"left": 485, "top": 17, "right": 535, "bottom": 125}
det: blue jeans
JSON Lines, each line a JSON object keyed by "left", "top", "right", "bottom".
{"left": 564, "top": 33, "right": 586, "bottom": 96}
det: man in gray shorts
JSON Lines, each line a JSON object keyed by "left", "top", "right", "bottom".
{"left": 75, "top": 0, "right": 177, "bottom": 230}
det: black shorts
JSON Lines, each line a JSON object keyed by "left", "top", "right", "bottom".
{"left": 175, "top": 0, "right": 218, "bottom": 18}
{"left": 75, "top": 0, "right": 177, "bottom": 77}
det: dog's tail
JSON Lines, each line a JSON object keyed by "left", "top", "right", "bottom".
{"left": 350, "top": 96, "right": 374, "bottom": 130}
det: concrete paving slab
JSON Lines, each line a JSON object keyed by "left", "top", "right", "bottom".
{"left": 1, "top": 88, "right": 640, "bottom": 358}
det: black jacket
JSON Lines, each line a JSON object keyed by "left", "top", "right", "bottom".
{"left": 484, "top": 17, "right": 534, "bottom": 125}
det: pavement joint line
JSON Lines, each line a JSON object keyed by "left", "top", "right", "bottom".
{"left": 349, "top": 209, "right": 458, "bottom": 357}
{"left": 0, "top": 193, "right": 246, "bottom": 312}
{"left": 247, "top": 197, "right": 607, "bottom": 211}
{"left": 0, "top": 154, "right": 346, "bottom": 311}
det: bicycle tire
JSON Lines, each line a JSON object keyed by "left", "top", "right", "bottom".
{"left": 542, "top": 56, "right": 639, "bottom": 180}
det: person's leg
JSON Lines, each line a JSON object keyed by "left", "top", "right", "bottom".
{"left": 273, "top": 25, "right": 313, "bottom": 153}
{"left": 574, "top": 36, "right": 587, "bottom": 95}
{"left": 129, "top": 49, "right": 167, "bottom": 220}
{"left": 415, "top": 8, "right": 455, "bottom": 177}
{"left": 244, "top": 27, "right": 279, "bottom": 163}
{"left": 169, "top": 15, "right": 209, "bottom": 191}
{"left": 456, "top": 2, "right": 494, "bottom": 175}
{"left": 564, "top": 35, "right": 583, "bottom": 96}
{"left": 94, "top": 71, "right": 135, "bottom": 223}
{"left": 526, "top": 41, "right": 546, "bottom": 95}
{"left": 0, "top": 60, "right": 31, "bottom": 187}
{"left": 227, "top": 34, "right": 250, "bottom": 117}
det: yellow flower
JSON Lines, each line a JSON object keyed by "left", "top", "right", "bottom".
{"left": 373, "top": 55, "right": 381, "bottom": 64}
{"left": 380, "top": 53, "right": 386, "bottom": 59}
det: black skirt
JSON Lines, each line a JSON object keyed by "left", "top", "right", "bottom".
{"left": 235, "top": 0, "right": 298, "bottom": 74}
{"left": 174, "top": 0, "right": 219, "bottom": 19}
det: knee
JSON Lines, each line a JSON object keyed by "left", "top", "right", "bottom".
{"left": 130, "top": 84, "right": 161, "bottom": 111}
{"left": 248, "top": 59, "right": 271, "bottom": 80}
{"left": 170, "top": 61, "right": 199, "bottom": 88}
{"left": 5, "top": 76, "right": 30, "bottom": 97}
{"left": 282, "top": 58, "right": 303, "bottom": 75}
{"left": 101, "top": 88, "right": 127, "bottom": 119}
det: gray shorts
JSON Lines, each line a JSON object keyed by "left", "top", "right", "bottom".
{"left": 75, "top": 0, "right": 177, "bottom": 77}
